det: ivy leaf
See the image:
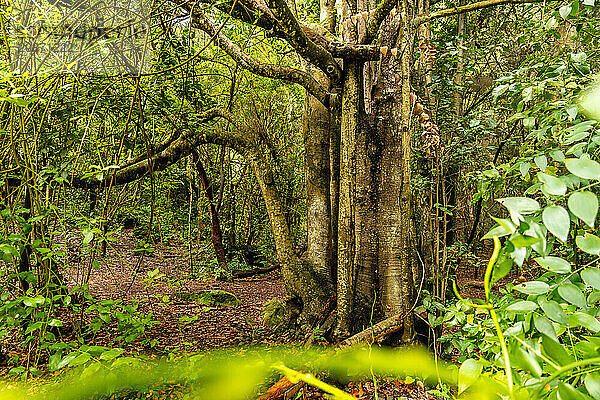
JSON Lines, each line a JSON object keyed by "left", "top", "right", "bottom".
{"left": 534, "top": 256, "right": 571, "bottom": 274}
{"left": 458, "top": 359, "right": 482, "bottom": 395}
{"left": 585, "top": 374, "right": 600, "bottom": 400}
{"left": 568, "top": 191, "right": 598, "bottom": 227}
{"left": 581, "top": 268, "right": 600, "bottom": 290}
{"left": 576, "top": 233, "right": 600, "bottom": 255}
{"left": 514, "top": 281, "right": 550, "bottom": 295}
{"left": 538, "top": 172, "right": 567, "bottom": 195}
{"left": 565, "top": 158, "right": 600, "bottom": 180}
{"left": 558, "top": 283, "right": 587, "bottom": 308}
{"left": 542, "top": 205, "right": 570, "bottom": 242}
{"left": 569, "top": 312, "right": 600, "bottom": 332}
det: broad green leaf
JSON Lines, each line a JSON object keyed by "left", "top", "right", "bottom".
{"left": 482, "top": 225, "right": 512, "bottom": 239}
{"left": 498, "top": 197, "right": 540, "bottom": 224}
{"left": 565, "top": 158, "right": 600, "bottom": 180}
{"left": 558, "top": 283, "right": 587, "bottom": 308}
{"left": 534, "top": 315, "right": 557, "bottom": 340}
{"left": 100, "top": 348, "right": 124, "bottom": 361}
{"left": 82, "top": 228, "right": 94, "bottom": 246}
{"left": 582, "top": 268, "right": 600, "bottom": 290}
{"left": 568, "top": 191, "right": 598, "bottom": 227}
{"left": 543, "top": 205, "right": 570, "bottom": 242}
{"left": 490, "top": 217, "right": 517, "bottom": 236}
{"left": 534, "top": 155, "right": 548, "bottom": 171}
{"left": 520, "top": 162, "right": 531, "bottom": 177}
{"left": 576, "top": 233, "right": 600, "bottom": 255}
{"left": 492, "top": 251, "right": 513, "bottom": 283}
{"left": 569, "top": 312, "right": 600, "bottom": 332}
{"left": 541, "top": 334, "right": 574, "bottom": 365}
{"left": 511, "top": 346, "right": 542, "bottom": 378}
{"left": 525, "top": 222, "right": 547, "bottom": 255}
{"left": 56, "top": 353, "right": 79, "bottom": 370}
{"left": 506, "top": 300, "right": 538, "bottom": 313}
{"left": 510, "top": 234, "right": 542, "bottom": 247}
{"left": 559, "top": 4, "right": 572, "bottom": 18}
{"left": 539, "top": 298, "right": 568, "bottom": 325}
{"left": 558, "top": 382, "right": 587, "bottom": 400}
{"left": 23, "top": 295, "right": 45, "bottom": 307}
{"left": 538, "top": 172, "right": 567, "bottom": 196}
{"left": 69, "top": 352, "right": 91, "bottom": 366}
{"left": 551, "top": 150, "right": 566, "bottom": 163}
{"left": 534, "top": 256, "right": 571, "bottom": 274}
{"left": 514, "top": 281, "right": 550, "bottom": 295}
{"left": 458, "top": 359, "right": 482, "bottom": 395}
{"left": 585, "top": 374, "right": 600, "bottom": 400}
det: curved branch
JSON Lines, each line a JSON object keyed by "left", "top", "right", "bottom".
{"left": 414, "top": 0, "right": 547, "bottom": 25}
{"left": 193, "top": 12, "right": 331, "bottom": 106}
{"left": 265, "top": 0, "right": 342, "bottom": 82}
{"left": 69, "top": 109, "right": 249, "bottom": 189}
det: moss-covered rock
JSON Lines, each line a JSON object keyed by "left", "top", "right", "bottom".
{"left": 262, "top": 299, "right": 286, "bottom": 327}
{"left": 175, "top": 290, "right": 241, "bottom": 307}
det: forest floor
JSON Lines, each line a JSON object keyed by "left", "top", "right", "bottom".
{"left": 2, "top": 230, "right": 514, "bottom": 399}
{"left": 60, "top": 229, "right": 288, "bottom": 351}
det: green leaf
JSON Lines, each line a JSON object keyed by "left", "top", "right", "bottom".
{"left": 534, "top": 315, "right": 557, "bottom": 340}
{"left": 510, "top": 234, "right": 542, "bottom": 247}
{"left": 538, "top": 172, "right": 567, "bottom": 195}
{"left": 576, "top": 233, "right": 600, "bottom": 255}
{"left": 534, "top": 155, "right": 548, "bottom": 171}
{"left": 69, "top": 352, "right": 91, "bottom": 366}
{"left": 22, "top": 295, "right": 45, "bottom": 307}
{"left": 569, "top": 312, "right": 600, "bottom": 332}
{"left": 558, "top": 283, "right": 587, "bottom": 308}
{"left": 506, "top": 300, "right": 538, "bottom": 313}
{"left": 568, "top": 191, "right": 598, "bottom": 227}
{"left": 458, "top": 358, "right": 482, "bottom": 395}
{"left": 520, "top": 162, "right": 531, "bottom": 177}
{"left": 585, "top": 374, "right": 600, "bottom": 400}
{"left": 498, "top": 197, "right": 540, "bottom": 224}
{"left": 543, "top": 205, "right": 570, "bottom": 242}
{"left": 582, "top": 268, "right": 600, "bottom": 290}
{"left": 82, "top": 228, "right": 94, "bottom": 246}
{"left": 100, "top": 348, "right": 124, "bottom": 361}
{"left": 514, "top": 281, "right": 550, "bottom": 295}
{"left": 539, "top": 298, "right": 568, "bottom": 325}
{"left": 559, "top": 4, "right": 572, "bottom": 18}
{"left": 558, "top": 382, "right": 587, "bottom": 400}
{"left": 511, "top": 346, "right": 542, "bottom": 378}
{"left": 565, "top": 158, "right": 600, "bottom": 180}
{"left": 541, "top": 334, "right": 574, "bottom": 365}
{"left": 534, "top": 256, "right": 571, "bottom": 274}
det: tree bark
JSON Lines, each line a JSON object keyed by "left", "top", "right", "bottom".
{"left": 193, "top": 150, "right": 227, "bottom": 267}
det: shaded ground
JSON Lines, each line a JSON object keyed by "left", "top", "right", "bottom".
{"left": 61, "top": 229, "right": 287, "bottom": 350}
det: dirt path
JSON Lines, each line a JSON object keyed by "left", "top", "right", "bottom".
{"left": 62, "top": 230, "right": 286, "bottom": 351}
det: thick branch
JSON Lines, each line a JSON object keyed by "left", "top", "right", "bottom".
{"left": 337, "top": 312, "right": 404, "bottom": 349}
{"left": 362, "top": 0, "right": 397, "bottom": 44}
{"left": 68, "top": 109, "right": 247, "bottom": 189}
{"left": 265, "top": 0, "right": 342, "bottom": 82}
{"left": 193, "top": 12, "right": 331, "bottom": 107}
{"left": 414, "top": 0, "right": 546, "bottom": 25}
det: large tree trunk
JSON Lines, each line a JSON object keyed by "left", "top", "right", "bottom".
{"left": 303, "top": 72, "right": 333, "bottom": 283}
{"left": 245, "top": 145, "right": 333, "bottom": 330}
